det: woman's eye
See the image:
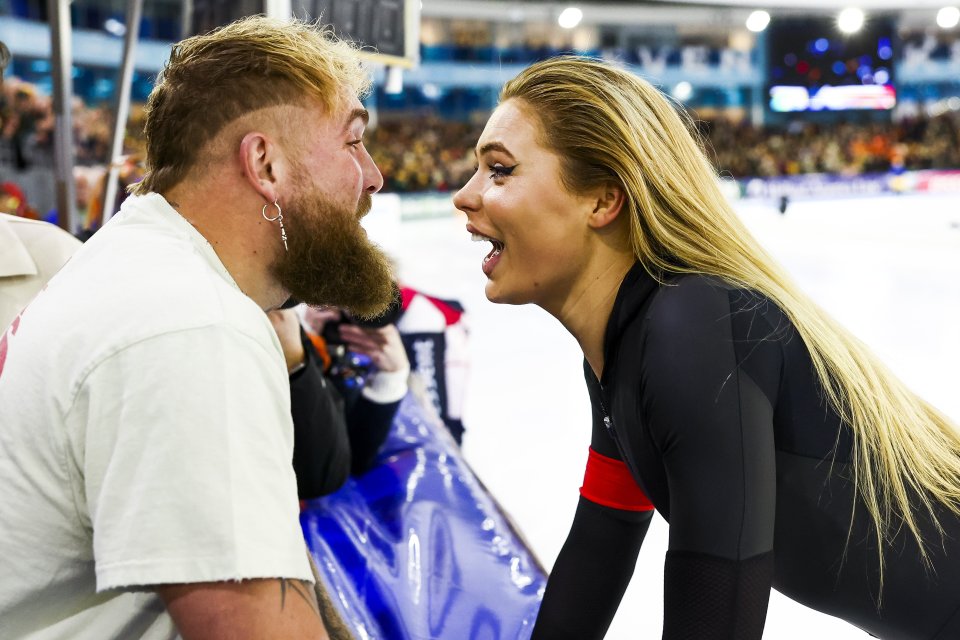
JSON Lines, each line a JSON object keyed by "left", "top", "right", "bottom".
{"left": 488, "top": 164, "right": 516, "bottom": 179}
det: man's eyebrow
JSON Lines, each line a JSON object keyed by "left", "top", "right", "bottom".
{"left": 344, "top": 108, "right": 369, "bottom": 131}
{"left": 476, "top": 141, "right": 516, "bottom": 159}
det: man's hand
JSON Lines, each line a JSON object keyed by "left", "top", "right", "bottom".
{"left": 267, "top": 309, "right": 306, "bottom": 374}
{"left": 336, "top": 323, "right": 409, "bottom": 374}
{"left": 301, "top": 306, "right": 342, "bottom": 337}
{"left": 158, "top": 578, "right": 331, "bottom": 640}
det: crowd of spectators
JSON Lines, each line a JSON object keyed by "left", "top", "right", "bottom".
{"left": 368, "top": 109, "right": 960, "bottom": 191}
{"left": 1, "top": 76, "right": 959, "bottom": 219}
{"left": 702, "top": 114, "right": 960, "bottom": 179}
{"left": 0, "top": 77, "right": 145, "bottom": 227}
{"left": 0, "top": 77, "right": 135, "bottom": 169}
{"left": 367, "top": 115, "right": 478, "bottom": 193}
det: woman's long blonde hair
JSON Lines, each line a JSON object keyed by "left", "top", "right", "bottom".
{"left": 502, "top": 56, "right": 960, "bottom": 584}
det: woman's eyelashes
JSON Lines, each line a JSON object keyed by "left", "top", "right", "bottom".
{"left": 488, "top": 164, "right": 517, "bottom": 180}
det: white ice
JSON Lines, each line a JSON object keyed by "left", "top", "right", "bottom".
{"left": 365, "top": 191, "right": 960, "bottom": 639}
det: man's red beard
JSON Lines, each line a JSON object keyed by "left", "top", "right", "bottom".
{"left": 269, "top": 190, "right": 395, "bottom": 318}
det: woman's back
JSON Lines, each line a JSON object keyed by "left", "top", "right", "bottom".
{"left": 596, "top": 267, "right": 960, "bottom": 639}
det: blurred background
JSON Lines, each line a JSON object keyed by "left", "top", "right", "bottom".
{"left": 2, "top": 2, "right": 958, "bottom": 638}
{"left": 1, "top": 0, "right": 958, "bottom": 230}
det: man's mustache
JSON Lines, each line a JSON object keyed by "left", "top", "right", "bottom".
{"left": 357, "top": 193, "right": 372, "bottom": 219}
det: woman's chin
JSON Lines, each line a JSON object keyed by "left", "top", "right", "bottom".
{"left": 484, "top": 281, "right": 529, "bottom": 306}
{"left": 484, "top": 281, "right": 506, "bottom": 304}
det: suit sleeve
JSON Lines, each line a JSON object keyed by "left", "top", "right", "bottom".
{"left": 531, "top": 363, "right": 654, "bottom": 640}
{"left": 640, "top": 281, "right": 778, "bottom": 639}
{"left": 290, "top": 332, "right": 352, "bottom": 498}
{"left": 345, "top": 394, "right": 400, "bottom": 475}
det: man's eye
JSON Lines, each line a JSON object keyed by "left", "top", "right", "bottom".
{"left": 348, "top": 139, "right": 362, "bottom": 147}
{"left": 488, "top": 164, "right": 516, "bottom": 179}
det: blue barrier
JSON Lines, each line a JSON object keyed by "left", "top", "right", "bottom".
{"left": 301, "top": 393, "right": 546, "bottom": 640}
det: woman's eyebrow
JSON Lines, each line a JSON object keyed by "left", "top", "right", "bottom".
{"left": 476, "top": 141, "right": 516, "bottom": 159}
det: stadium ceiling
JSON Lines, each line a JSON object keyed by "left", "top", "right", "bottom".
{"left": 647, "top": 0, "right": 950, "bottom": 7}
{"left": 423, "top": 1, "right": 947, "bottom": 26}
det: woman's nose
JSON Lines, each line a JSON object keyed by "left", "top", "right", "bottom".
{"left": 453, "top": 174, "right": 480, "bottom": 214}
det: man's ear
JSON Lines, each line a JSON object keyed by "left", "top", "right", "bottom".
{"left": 587, "top": 182, "right": 626, "bottom": 229}
{"left": 238, "top": 131, "right": 281, "bottom": 204}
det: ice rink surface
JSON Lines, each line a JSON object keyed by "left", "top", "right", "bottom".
{"left": 365, "top": 192, "right": 960, "bottom": 639}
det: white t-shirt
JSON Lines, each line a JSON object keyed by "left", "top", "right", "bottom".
{"left": 0, "top": 213, "right": 82, "bottom": 331}
{"left": 0, "top": 193, "right": 312, "bottom": 639}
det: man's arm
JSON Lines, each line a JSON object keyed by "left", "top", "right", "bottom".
{"left": 158, "top": 578, "right": 329, "bottom": 640}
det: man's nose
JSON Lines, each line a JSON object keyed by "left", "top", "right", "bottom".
{"left": 363, "top": 148, "right": 384, "bottom": 194}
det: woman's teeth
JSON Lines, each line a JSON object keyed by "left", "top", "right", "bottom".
{"left": 472, "top": 233, "right": 504, "bottom": 255}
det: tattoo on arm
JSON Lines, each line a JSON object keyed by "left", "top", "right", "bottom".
{"left": 279, "top": 579, "right": 322, "bottom": 619}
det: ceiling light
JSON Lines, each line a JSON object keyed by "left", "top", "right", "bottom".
{"left": 837, "top": 8, "right": 865, "bottom": 34}
{"left": 558, "top": 7, "right": 583, "bottom": 29}
{"left": 385, "top": 66, "right": 403, "bottom": 95}
{"left": 746, "top": 10, "right": 770, "bottom": 33}
{"left": 672, "top": 81, "right": 693, "bottom": 102}
{"left": 104, "top": 18, "right": 126, "bottom": 37}
{"left": 937, "top": 7, "right": 960, "bottom": 29}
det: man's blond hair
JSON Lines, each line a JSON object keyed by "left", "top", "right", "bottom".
{"left": 132, "top": 16, "right": 370, "bottom": 196}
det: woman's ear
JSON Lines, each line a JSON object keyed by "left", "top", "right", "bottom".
{"left": 587, "top": 182, "right": 625, "bottom": 229}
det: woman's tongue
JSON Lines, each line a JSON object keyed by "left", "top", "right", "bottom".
{"left": 482, "top": 242, "right": 503, "bottom": 275}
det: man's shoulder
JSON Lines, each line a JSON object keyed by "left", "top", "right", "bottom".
{"left": 23, "top": 219, "right": 271, "bottom": 364}
{"left": 0, "top": 213, "right": 81, "bottom": 274}
{"left": 0, "top": 212, "right": 72, "bottom": 235}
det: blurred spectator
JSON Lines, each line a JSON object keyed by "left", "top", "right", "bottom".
{"left": 395, "top": 287, "right": 471, "bottom": 445}
{"left": 701, "top": 114, "right": 960, "bottom": 179}
{"left": 0, "top": 212, "right": 81, "bottom": 330}
{"left": 270, "top": 305, "right": 409, "bottom": 499}
{"left": 0, "top": 181, "right": 39, "bottom": 219}
{"left": 367, "top": 115, "right": 478, "bottom": 192}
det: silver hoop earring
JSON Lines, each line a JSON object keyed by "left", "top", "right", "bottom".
{"left": 261, "top": 201, "right": 288, "bottom": 252}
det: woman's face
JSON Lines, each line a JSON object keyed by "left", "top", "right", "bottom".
{"left": 453, "top": 99, "right": 598, "bottom": 310}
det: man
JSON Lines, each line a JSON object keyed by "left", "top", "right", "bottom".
{"left": 270, "top": 304, "right": 409, "bottom": 498}
{"left": 0, "top": 210, "right": 82, "bottom": 330}
{"left": 0, "top": 17, "right": 393, "bottom": 639}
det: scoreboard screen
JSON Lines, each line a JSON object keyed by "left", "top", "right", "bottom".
{"left": 767, "top": 17, "right": 896, "bottom": 112}
{"left": 188, "top": 0, "right": 419, "bottom": 67}
{"left": 295, "top": 0, "right": 419, "bottom": 67}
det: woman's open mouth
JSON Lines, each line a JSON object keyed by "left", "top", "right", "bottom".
{"left": 471, "top": 231, "right": 504, "bottom": 276}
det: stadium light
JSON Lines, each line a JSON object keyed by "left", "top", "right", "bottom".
{"left": 385, "top": 66, "right": 403, "bottom": 95}
{"left": 672, "top": 81, "right": 693, "bottom": 101}
{"left": 746, "top": 10, "right": 771, "bottom": 33}
{"left": 104, "top": 18, "right": 126, "bottom": 37}
{"left": 937, "top": 7, "right": 960, "bottom": 29}
{"left": 837, "top": 8, "right": 865, "bottom": 34}
{"left": 558, "top": 7, "right": 583, "bottom": 29}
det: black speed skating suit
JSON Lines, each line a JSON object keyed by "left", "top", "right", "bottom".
{"left": 533, "top": 263, "right": 960, "bottom": 640}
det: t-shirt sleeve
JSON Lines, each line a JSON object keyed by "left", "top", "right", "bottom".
{"left": 640, "top": 279, "right": 778, "bottom": 638}
{"left": 74, "top": 324, "right": 313, "bottom": 592}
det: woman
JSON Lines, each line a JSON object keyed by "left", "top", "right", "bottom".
{"left": 453, "top": 57, "right": 960, "bottom": 640}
